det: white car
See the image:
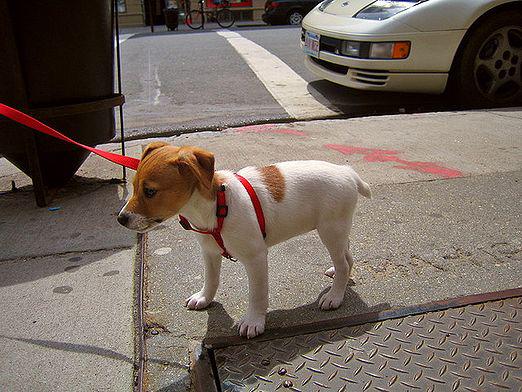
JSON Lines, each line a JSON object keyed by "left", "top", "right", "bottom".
{"left": 302, "top": 0, "right": 522, "bottom": 105}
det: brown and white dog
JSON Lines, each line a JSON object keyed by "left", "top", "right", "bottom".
{"left": 118, "top": 142, "right": 371, "bottom": 338}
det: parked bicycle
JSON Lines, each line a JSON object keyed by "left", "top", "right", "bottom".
{"left": 186, "top": 0, "right": 235, "bottom": 29}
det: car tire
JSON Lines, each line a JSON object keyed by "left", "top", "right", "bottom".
{"left": 287, "top": 10, "right": 303, "bottom": 25}
{"left": 451, "top": 9, "right": 522, "bottom": 107}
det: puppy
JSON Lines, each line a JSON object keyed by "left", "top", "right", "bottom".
{"left": 118, "top": 142, "right": 371, "bottom": 338}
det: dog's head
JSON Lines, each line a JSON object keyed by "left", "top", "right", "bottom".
{"left": 117, "top": 142, "right": 215, "bottom": 232}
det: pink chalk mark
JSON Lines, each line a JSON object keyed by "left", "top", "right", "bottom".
{"left": 325, "top": 144, "right": 462, "bottom": 179}
{"left": 235, "top": 124, "right": 306, "bottom": 136}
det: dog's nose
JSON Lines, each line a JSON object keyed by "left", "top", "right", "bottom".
{"left": 117, "top": 213, "right": 129, "bottom": 227}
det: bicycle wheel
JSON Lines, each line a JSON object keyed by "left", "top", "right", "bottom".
{"left": 186, "top": 10, "right": 204, "bottom": 29}
{"left": 216, "top": 8, "right": 234, "bottom": 28}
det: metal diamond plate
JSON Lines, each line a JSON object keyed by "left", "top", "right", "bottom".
{"left": 214, "top": 297, "right": 522, "bottom": 391}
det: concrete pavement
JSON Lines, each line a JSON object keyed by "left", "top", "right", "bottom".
{"left": 0, "top": 144, "right": 143, "bottom": 391}
{"left": 0, "top": 108, "right": 520, "bottom": 391}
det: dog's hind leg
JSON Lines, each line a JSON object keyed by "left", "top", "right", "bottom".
{"left": 345, "top": 247, "right": 355, "bottom": 279}
{"left": 324, "top": 266, "right": 335, "bottom": 278}
{"left": 324, "top": 247, "right": 354, "bottom": 280}
{"left": 317, "top": 218, "right": 352, "bottom": 310}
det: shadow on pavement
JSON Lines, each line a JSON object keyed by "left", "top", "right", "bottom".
{"left": 203, "top": 287, "right": 390, "bottom": 382}
{"left": 0, "top": 334, "right": 133, "bottom": 364}
{"left": 0, "top": 176, "right": 134, "bottom": 286}
{"left": 308, "top": 79, "right": 522, "bottom": 117}
{"left": 307, "top": 79, "right": 448, "bottom": 116}
{"left": 205, "top": 286, "right": 390, "bottom": 341}
{"left": 0, "top": 334, "right": 180, "bottom": 369}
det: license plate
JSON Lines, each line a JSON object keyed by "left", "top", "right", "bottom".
{"left": 304, "top": 31, "right": 320, "bottom": 58}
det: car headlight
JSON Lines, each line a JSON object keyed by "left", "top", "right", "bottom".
{"left": 355, "top": 0, "right": 425, "bottom": 20}
{"left": 317, "top": 0, "right": 335, "bottom": 12}
{"left": 340, "top": 40, "right": 410, "bottom": 59}
{"left": 369, "top": 42, "right": 410, "bottom": 59}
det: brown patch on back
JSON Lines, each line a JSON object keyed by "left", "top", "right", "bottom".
{"left": 258, "top": 165, "right": 285, "bottom": 202}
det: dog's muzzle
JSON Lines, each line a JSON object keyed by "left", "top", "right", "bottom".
{"left": 117, "top": 209, "right": 159, "bottom": 233}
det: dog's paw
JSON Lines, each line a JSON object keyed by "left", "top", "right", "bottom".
{"left": 319, "top": 289, "right": 344, "bottom": 310}
{"left": 185, "top": 292, "right": 212, "bottom": 310}
{"left": 324, "top": 267, "right": 355, "bottom": 282}
{"left": 237, "top": 313, "right": 265, "bottom": 339}
{"left": 324, "top": 267, "right": 335, "bottom": 278}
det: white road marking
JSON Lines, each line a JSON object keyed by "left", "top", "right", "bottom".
{"left": 216, "top": 30, "right": 338, "bottom": 119}
{"left": 153, "top": 66, "right": 162, "bottom": 106}
{"left": 118, "top": 34, "right": 135, "bottom": 44}
{"left": 145, "top": 48, "right": 162, "bottom": 106}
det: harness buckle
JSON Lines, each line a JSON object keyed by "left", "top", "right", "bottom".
{"left": 223, "top": 253, "right": 237, "bottom": 262}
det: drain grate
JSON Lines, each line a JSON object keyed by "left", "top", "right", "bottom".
{"left": 206, "top": 289, "right": 522, "bottom": 392}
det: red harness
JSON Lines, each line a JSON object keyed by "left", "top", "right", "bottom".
{"left": 179, "top": 174, "right": 266, "bottom": 260}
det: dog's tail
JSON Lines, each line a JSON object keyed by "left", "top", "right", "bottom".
{"left": 354, "top": 172, "right": 372, "bottom": 199}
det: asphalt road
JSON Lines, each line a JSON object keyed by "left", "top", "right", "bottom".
{"left": 119, "top": 25, "right": 447, "bottom": 140}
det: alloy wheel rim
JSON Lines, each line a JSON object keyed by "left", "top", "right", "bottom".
{"left": 474, "top": 26, "right": 522, "bottom": 101}
{"left": 289, "top": 12, "right": 302, "bottom": 25}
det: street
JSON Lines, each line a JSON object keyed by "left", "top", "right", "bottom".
{"left": 120, "top": 25, "right": 446, "bottom": 139}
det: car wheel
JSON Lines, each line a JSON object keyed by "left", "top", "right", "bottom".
{"left": 452, "top": 10, "right": 522, "bottom": 107}
{"left": 287, "top": 10, "right": 303, "bottom": 25}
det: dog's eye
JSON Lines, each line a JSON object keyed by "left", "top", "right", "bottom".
{"left": 144, "top": 187, "right": 157, "bottom": 198}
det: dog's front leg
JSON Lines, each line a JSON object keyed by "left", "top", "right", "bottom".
{"left": 238, "top": 253, "right": 268, "bottom": 339}
{"left": 185, "top": 250, "right": 222, "bottom": 310}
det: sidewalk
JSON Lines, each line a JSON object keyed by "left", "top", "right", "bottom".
{"left": 0, "top": 143, "right": 143, "bottom": 391}
{"left": 139, "top": 108, "right": 522, "bottom": 390}
{"left": 0, "top": 108, "right": 521, "bottom": 391}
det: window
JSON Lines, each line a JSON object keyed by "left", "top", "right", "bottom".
{"left": 117, "top": 0, "right": 127, "bottom": 13}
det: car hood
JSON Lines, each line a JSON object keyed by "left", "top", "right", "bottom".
{"left": 303, "top": 7, "right": 418, "bottom": 37}
{"left": 323, "top": 0, "right": 375, "bottom": 16}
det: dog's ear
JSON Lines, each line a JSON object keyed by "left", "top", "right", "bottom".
{"left": 142, "top": 142, "right": 169, "bottom": 160}
{"left": 175, "top": 147, "right": 215, "bottom": 193}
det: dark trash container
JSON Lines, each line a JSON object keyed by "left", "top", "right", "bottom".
{"left": 164, "top": 7, "right": 179, "bottom": 30}
{"left": 0, "top": 0, "right": 119, "bottom": 189}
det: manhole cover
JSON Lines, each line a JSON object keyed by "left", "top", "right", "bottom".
{"left": 204, "top": 289, "right": 522, "bottom": 391}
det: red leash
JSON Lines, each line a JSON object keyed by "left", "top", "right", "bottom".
{"left": 1, "top": 103, "right": 268, "bottom": 258}
{"left": 0, "top": 103, "right": 141, "bottom": 170}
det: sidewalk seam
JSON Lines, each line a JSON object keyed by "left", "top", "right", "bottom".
{"left": 133, "top": 233, "right": 147, "bottom": 392}
{"left": 0, "top": 245, "right": 134, "bottom": 263}
{"left": 365, "top": 169, "right": 520, "bottom": 188}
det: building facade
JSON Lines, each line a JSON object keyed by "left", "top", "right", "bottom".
{"left": 117, "top": 0, "right": 146, "bottom": 27}
{"left": 117, "top": 0, "right": 265, "bottom": 27}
